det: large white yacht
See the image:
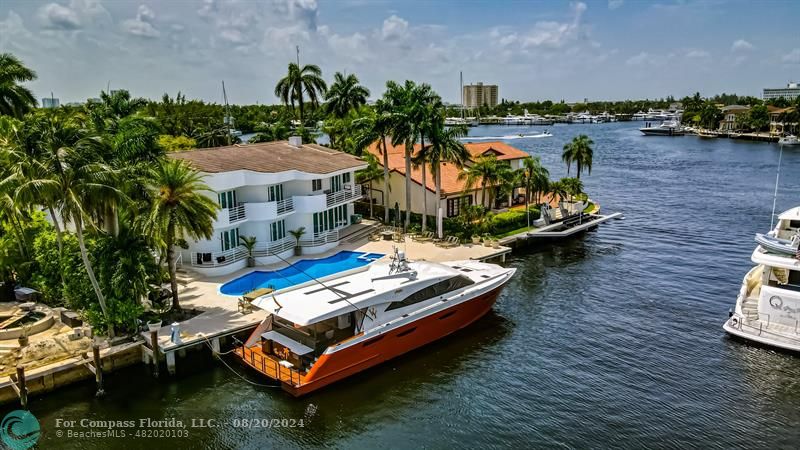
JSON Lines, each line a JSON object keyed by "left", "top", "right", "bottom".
{"left": 724, "top": 207, "right": 800, "bottom": 351}
{"left": 235, "top": 250, "right": 516, "bottom": 395}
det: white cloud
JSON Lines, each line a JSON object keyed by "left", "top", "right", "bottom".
{"left": 37, "top": 3, "right": 81, "bottom": 30}
{"left": 381, "top": 15, "right": 408, "bottom": 41}
{"left": 219, "top": 28, "right": 244, "bottom": 44}
{"left": 626, "top": 51, "right": 655, "bottom": 66}
{"left": 782, "top": 48, "right": 800, "bottom": 64}
{"left": 326, "top": 31, "right": 369, "bottom": 62}
{"left": 731, "top": 39, "right": 754, "bottom": 52}
{"left": 608, "top": 0, "right": 624, "bottom": 10}
{"left": 519, "top": 2, "right": 587, "bottom": 49}
{"left": 121, "top": 4, "right": 160, "bottom": 38}
{"left": 686, "top": 49, "right": 710, "bottom": 58}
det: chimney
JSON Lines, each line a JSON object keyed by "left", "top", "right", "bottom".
{"left": 288, "top": 136, "right": 302, "bottom": 147}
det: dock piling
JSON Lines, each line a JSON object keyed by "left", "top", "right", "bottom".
{"left": 150, "top": 330, "right": 160, "bottom": 378}
{"left": 14, "top": 365, "right": 28, "bottom": 409}
{"left": 92, "top": 344, "right": 105, "bottom": 398}
{"left": 166, "top": 352, "right": 176, "bottom": 375}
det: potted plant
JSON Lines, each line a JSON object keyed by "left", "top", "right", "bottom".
{"left": 147, "top": 320, "right": 162, "bottom": 332}
{"left": 239, "top": 235, "right": 257, "bottom": 267}
{"left": 483, "top": 233, "right": 492, "bottom": 247}
{"left": 289, "top": 227, "right": 306, "bottom": 256}
{"left": 17, "top": 324, "right": 30, "bottom": 347}
{"left": 471, "top": 234, "right": 481, "bottom": 245}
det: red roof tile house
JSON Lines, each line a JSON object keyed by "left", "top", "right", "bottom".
{"left": 365, "top": 140, "right": 530, "bottom": 219}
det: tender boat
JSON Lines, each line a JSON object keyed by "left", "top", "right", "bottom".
{"left": 724, "top": 207, "right": 800, "bottom": 352}
{"left": 639, "top": 119, "right": 685, "bottom": 136}
{"left": 778, "top": 135, "right": 799, "bottom": 146}
{"left": 754, "top": 233, "right": 800, "bottom": 256}
{"left": 235, "top": 250, "right": 516, "bottom": 396}
{"left": 697, "top": 130, "right": 718, "bottom": 139}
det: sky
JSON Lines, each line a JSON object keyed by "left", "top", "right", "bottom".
{"left": 1, "top": 0, "right": 798, "bottom": 105}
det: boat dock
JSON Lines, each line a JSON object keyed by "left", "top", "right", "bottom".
{"left": 499, "top": 212, "right": 623, "bottom": 247}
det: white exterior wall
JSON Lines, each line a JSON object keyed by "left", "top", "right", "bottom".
{"left": 182, "top": 166, "right": 363, "bottom": 276}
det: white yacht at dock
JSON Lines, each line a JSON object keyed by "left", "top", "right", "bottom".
{"left": 724, "top": 207, "right": 800, "bottom": 351}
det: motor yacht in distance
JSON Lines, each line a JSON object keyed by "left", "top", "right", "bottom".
{"left": 724, "top": 207, "right": 800, "bottom": 351}
{"left": 235, "top": 250, "right": 516, "bottom": 396}
{"left": 778, "top": 135, "right": 799, "bottom": 146}
{"left": 639, "top": 119, "right": 685, "bottom": 136}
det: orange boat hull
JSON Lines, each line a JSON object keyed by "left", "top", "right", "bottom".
{"left": 281, "top": 284, "right": 505, "bottom": 396}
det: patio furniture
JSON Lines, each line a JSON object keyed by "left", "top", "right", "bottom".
{"left": 237, "top": 298, "right": 253, "bottom": 314}
{"left": 381, "top": 230, "right": 394, "bottom": 241}
{"left": 369, "top": 232, "right": 382, "bottom": 241}
{"left": 392, "top": 232, "right": 404, "bottom": 243}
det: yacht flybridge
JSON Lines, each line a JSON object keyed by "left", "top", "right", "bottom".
{"left": 235, "top": 250, "right": 516, "bottom": 396}
{"left": 724, "top": 207, "right": 800, "bottom": 351}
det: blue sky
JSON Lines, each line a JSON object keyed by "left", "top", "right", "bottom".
{"left": 1, "top": 0, "right": 798, "bottom": 105}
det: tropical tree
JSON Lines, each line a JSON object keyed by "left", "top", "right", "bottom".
{"left": 0, "top": 53, "right": 37, "bottom": 118}
{"left": 352, "top": 99, "right": 394, "bottom": 223}
{"left": 548, "top": 179, "right": 567, "bottom": 204}
{"left": 426, "top": 123, "right": 470, "bottom": 237}
{"left": 458, "top": 155, "right": 512, "bottom": 209}
{"left": 249, "top": 121, "right": 291, "bottom": 143}
{"left": 560, "top": 177, "right": 584, "bottom": 202}
{"left": 562, "top": 134, "right": 594, "bottom": 179}
{"left": 274, "top": 62, "right": 327, "bottom": 124}
{"left": 356, "top": 152, "right": 385, "bottom": 219}
{"left": 145, "top": 159, "right": 218, "bottom": 311}
{"left": 521, "top": 156, "right": 549, "bottom": 224}
{"left": 325, "top": 72, "right": 370, "bottom": 119}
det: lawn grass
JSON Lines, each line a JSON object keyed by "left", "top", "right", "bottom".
{"left": 495, "top": 225, "right": 538, "bottom": 238}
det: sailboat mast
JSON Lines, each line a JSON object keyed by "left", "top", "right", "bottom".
{"left": 222, "top": 80, "right": 231, "bottom": 145}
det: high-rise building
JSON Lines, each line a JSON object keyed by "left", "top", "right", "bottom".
{"left": 462, "top": 82, "right": 498, "bottom": 109}
{"left": 762, "top": 81, "right": 799, "bottom": 100}
{"left": 41, "top": 97, "right": 60, "bottom": 108}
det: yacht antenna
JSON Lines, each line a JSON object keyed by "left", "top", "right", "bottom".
{"left": 770, "top": 144, "right": 783, "bottom": 230}
{"left": 222, "top": 80, "right": 231, "bottom": 146}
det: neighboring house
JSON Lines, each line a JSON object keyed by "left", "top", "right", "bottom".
{"left": 767, "top": 105, "right": 797, "bottom": 135}
{"left": 170, "top": 138, "right": 366, "bottom": 276}
{"left": 365, "top": 140, "right": 530, "bottom": 219}
{"left": 718, "top": 105, "right": 750, "bottom": 131}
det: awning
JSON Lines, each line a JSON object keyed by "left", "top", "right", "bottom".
{"left": 261, "top": 331, "right": 313, "bottom": 355}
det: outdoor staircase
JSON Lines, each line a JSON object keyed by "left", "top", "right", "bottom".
{"left": 741, "top": 297, "right": 759, "bottom": 321}
{"left": 551, "top": 208, "right": 564, "bottom": 221}
{"left": 344, "top": 222, "right": 381, "bottom": 244}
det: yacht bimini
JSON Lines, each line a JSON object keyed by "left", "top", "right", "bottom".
{"left": 724, "top": 207, "right": 800, "bottom": 351}
{"left": 235, "top": 250, "right": 516, "bottom": 396}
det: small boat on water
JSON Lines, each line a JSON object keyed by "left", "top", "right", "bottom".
{"left": 724, "top": 207, "right": 800, "bottom": 352}
{"left": 778, "top": 135, "right": 799, "bottom": 146}
{"left": 697, "top": 130, "right": 718, "bottom": 139}
{"left": 235, "top": 249, "right": 515, "bottom": 396}
{"left": 754, "top": 233, "right": 800, "bottom": 256}
{"left": 639, "top": 120, "right": 685, "bottom": 136}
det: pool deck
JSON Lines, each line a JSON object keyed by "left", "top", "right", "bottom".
{"left": 144, "top": 232, "right": 510, "bottom": 373}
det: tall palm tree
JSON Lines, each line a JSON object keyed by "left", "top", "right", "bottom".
{"left": 274, "top": 63, "right": 327, "bottom": 125}
{"left": 562, "top": 134, "right": 594, "bottom": 179}
{"left": 458, "top": 155, "right": 511, "bottom": 209}
{"left": 353, "top": 99, "right": 394, "bottom": 223}
{"left": 521, "top": 156, "right": 549, "bottom": 224}
{"left": 356, "top": 152, "right": 385, "bottom": 219}
{"left": 325, "top": 72, "right": 370, "bottom": 119}
{"left": 0, "top": 53, "right": 37, "bottom": 118}
{"left": 145, "top": 159, "right": 218, "bottom": 311}
{"left": 426, "top": 123, "right": 469, "bottom": 238}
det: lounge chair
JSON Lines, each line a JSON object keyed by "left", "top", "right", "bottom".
{"left": 392, "top": 232, "right": 404, "bottom": 243}
{"left": 369, "top": 232, "right": 382, "bottom": 241}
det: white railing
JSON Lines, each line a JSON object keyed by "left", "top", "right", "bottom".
{"left": 228, "top": 204, "right": 246, "bottom": 223}
{"left": 326, "top": 185, "right": 362, "bottom": 208}
{"left": 276, "top": 197, "right": 294, "bottom": 215}
{"left": 299, "top": 229, "right": 340, "bottom": 247}
{"left": 189, "top": 237, "right": 296, "bottom": 268}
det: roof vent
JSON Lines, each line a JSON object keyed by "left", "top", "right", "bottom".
{"left": 288, "top": 136, "right": 302, "bottom": 147}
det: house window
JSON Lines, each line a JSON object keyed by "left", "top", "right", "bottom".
{"left": 446, "top": 195, "right": 472, "bottom": 217}
{"left": 270, "top": 220, "right": 285, "bottom": 241}
{"left": 218, "top": 190, "right": 237, "bottom": 209}
{"left": 268, "top": 184, "right": 283, "bottom": 202}
{"left": 312, "top": 179, "right": 322, "bottom": 191}
{"left": 313, "top": 205, "right": 350, "bottom": 234}
{"left": 330, "top": 175, "right": 342, "bottom": 193}
{"left": 386, "top": 276, "right": 474, "bottom": 311}
{"left": 220, "top": 228, "right": 240, "bottom": 251}
{"left": 342, "top": 172, "right": 351, "bottom": 184}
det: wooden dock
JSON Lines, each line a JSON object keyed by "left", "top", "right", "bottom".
{"left": 499, "top": 212, "right": 623, "bottom": 247}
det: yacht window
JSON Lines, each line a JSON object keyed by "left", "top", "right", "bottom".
{"left": 385, "top": 276, "right": 474, "bottom": 311}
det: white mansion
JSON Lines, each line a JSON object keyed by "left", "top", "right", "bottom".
{"left": 170, "top": 137, "right": 366, "bottom": 276}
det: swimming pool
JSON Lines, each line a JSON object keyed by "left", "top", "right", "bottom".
{"left": 219, "top": 251, "right": 384, "bottom": 296}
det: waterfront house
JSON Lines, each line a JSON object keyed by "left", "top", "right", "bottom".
{"left": 365, "top": 140, "right": 530, "bottom": 219}
{"left": 169, "top": 138, "right": 366, "bottom": 276}
{"left": 718, "top": 105, "right": 750, "bottom": 131}
{"left": 767, "top": 105, "right": 797, "bottom": 135}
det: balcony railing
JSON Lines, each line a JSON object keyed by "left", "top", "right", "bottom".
{"left": 326, "top": 185, "right": 362, "bottom": 208}
{"left": 299, "top": 229, "right": 340, "bottom": 247}
{"left": 218, "top": 200, "right": 295, "bottom": 227}
{"left": 276, "top": 197, "right": 294, "bottom": 215}
{"left": 228, "top": 204, "right": 246, "bottom": 223}
{"left": 187, "top": 237, "right": 295, "bottom": 268}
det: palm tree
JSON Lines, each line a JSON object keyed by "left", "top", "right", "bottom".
{"left": 274, "top": 63, "right": 327, "bottom": 125}
{"left": 145, "top": 159, "right": 218, "bottom": 311}
{"left": 325, "top": 72, "right": 370, "bottom": 119}
{"left": 548, "top": 179, "right": 567, "bottom": 204}
{"left": 0, "top": 53, "right": 37, "bottom": 118}
{"left": 356, "top": 152, "right": 385, "bottom": 219}
{"left": 560, "top": 177, "right": 584, "bottom": 202}
{"left": 561, "top": 134, "right": 594, "bottom": 179}
{"left": 426, "top": 123, "right": 469, "bottom": 238}
{"left": 521, "top": 156, "right": 550, "bottom": 226}
{"left": 352, "top": 99, "right": 394, "bottom": 224}
{"left": 458, "top": 155, "right": 512, "bottom": 209}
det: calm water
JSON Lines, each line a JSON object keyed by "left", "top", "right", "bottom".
{"left": 9, "top": 122, "right": 800, "bottom": 449}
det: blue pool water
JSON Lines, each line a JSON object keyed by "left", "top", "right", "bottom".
{"left": 219, "top": 251, "right": 384, "bottom": 296}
